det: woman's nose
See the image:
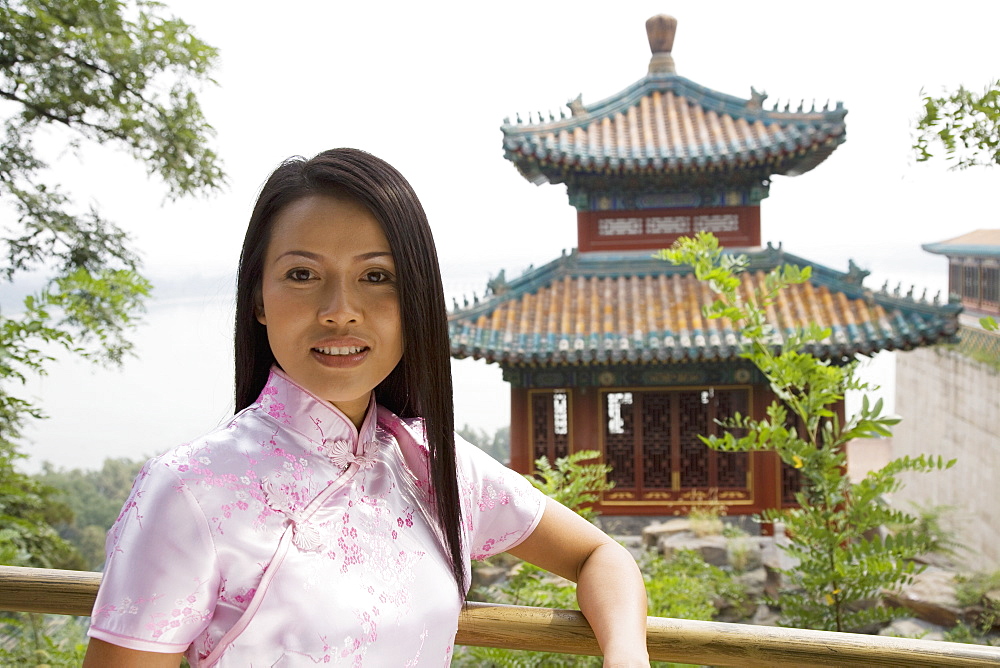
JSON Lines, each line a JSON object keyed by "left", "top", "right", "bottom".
{"left": 318, "top": 282, "right": 361, "bottom": 324}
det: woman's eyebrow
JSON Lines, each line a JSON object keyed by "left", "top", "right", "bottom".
{"left": 272, "top": 250, "right": 393, "bottom": 263}
{"left": 273, "top": 250, "right": 321, "bottom": 263}
{"left": 354, "top": 251, "right": 393, "bottom": 261}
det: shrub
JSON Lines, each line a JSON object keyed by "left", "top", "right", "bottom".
{"left": 526, "top": 450, "right": 613, "bottom": 523}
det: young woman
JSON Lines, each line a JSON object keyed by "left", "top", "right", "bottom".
{"left": 84, "top": 149, "right": 649, "bottom": 667}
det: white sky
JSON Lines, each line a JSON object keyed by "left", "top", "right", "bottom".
{"left": 15, "top": 0, "right": 1000, "bottom": 471}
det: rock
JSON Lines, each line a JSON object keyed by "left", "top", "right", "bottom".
{"left": 760, "top": 532, "right": 797, "bottom": 572}
{"left": 641, "top": 519, "right": 692, "bottom": 549}
{"left": 616, "top": 534, "right": 644, "bottom": 560}
{"left": 760, "top": 532, "right": 798, "bottom": 599}
{"left": 751, "top": 603, "right": 780, "bottom": 626}
{"left": 878, "top": 617, "right": 947, "bottom": 641}
{"left": 736, "top": 567, "right": 767, "bottom": 600}
{"left": 763, "top": 565, "right": 783, "bottom": 600}
{"left": 659, "top": 532, "right": 728, "bottom": 566}
{"left": 883, "top": 567, "right": 963, "bottom": 627}
{"left": 471, "top": 565, "right": 509, "bottom": 590}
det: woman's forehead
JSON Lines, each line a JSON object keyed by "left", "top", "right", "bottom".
{"left": 268, "top": 195, "right": 391, "bottom": 255}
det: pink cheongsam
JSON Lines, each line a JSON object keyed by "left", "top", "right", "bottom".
{"left": 88, "top": 367, "right": 545, "bottom": 666}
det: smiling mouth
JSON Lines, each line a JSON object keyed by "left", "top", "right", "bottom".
{"left": 313, "top": 346, "right": 368, "bottom": 356}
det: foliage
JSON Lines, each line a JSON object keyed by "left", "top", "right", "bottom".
{"left": 955, "top": 570, "right": 1000, "bottom": 608}
{"left": 0, "top": 449, "right": 84, "bottom": 568}
{"left": 526, "top": 450, "right": 613, "bottom": 523}
{"left": 660, "top": 232, "right": 956, "bottom": 632}
{"left": 0, "top": 0, "right": 222, "bottom": 567}
{"left": 0, "top": 613, "right": 88, "bottom": 666}
{"left": 983, "top": 316, "right": 999, "bottom": 332}
{"left": 640, "top": 549, "right": 749, "bottom": 621}
{"left": 913, "top": 81, "right": 1000, "bottom": 169}
{"left": 459, "top": 442, "right": 737, "bottom": 666}
{"left": 460, "top": 549, "right": 739, "bottom": 668}
{"left": 944, "top": 573, "right": 1000, "bottom": 650}
{"left": 687, "top": 505, "right": 726, "bottom": 537}
{"left": 943, "top": 621, "right": 1000, "bottom": 646}
{"left": 36, "top": 456, "right": 145, "bottom": 568}
{"left": 891, "top": 502, "right": 966, "bottom": 565}
{"left": 457, "top": 424, "right": 510, "bottom": 464}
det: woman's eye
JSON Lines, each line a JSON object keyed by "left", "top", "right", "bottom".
{"left": 364, "top": 270, "right": 392, "bottom": 283}
{"left": 287, "top": 268, "right": 313, "bottom": 281}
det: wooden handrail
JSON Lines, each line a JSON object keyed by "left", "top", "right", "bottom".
{"left": 3, "top": 565, "right": 1000, "bottom": 666}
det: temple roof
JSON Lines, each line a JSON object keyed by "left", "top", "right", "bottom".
{"left": 502, "top": 15, "right": 847, "bottom": 187}
{"left": 923, "top": 229, "right": 1000, "bottom": 258}
{"left": 448, "top": 247, "right": 960, "bottom": 366}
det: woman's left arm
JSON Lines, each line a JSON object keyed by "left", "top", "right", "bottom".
{"left": 506, "top": 497, "right": 650, "bottom": 667}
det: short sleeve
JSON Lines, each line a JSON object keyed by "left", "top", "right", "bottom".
{"left": 456, "top": 436, "right": 546, "bottom": 561}
{"left": 88, "top": 457, "right": 220, "bottom": 653}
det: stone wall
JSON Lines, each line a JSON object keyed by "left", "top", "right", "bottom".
{"left": 892, "top": 346, "right": 1000, "bottom": 572}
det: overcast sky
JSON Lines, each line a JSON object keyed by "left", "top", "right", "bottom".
{"left": 17, "top": 0, "right": 1000, "bottom": 471}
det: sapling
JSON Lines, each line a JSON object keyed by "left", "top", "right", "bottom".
{"left": 660, "top": 232, "right": 955, "bottom": 632}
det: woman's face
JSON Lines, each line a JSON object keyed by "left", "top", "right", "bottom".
{"left": 257, "top": 194, "right": 403, "bottom": 427}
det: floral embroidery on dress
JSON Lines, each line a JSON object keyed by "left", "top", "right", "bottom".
{"left": 258, "top": 381, "right": 292, "bottom": 423}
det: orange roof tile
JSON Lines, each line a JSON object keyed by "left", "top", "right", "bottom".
{"left": 449, "top": 249, "right": 959, "bottom": 366}
{"left": 503, "top": 77, "right": 846, "bottom": 186}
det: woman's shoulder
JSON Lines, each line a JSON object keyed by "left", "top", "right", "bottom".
{"left": 373, "top": 406, "right": 511, "bottom": 475}
{"left": 140, "top": 404, "right": 273, "bottom": 484}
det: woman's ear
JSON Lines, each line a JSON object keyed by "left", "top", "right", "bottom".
{"left": 255, "top": 288, "right": 266, "bottom": 325}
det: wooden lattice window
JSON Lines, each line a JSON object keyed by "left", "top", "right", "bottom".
{"left": 602, "top": 388, "right": 749, "bottom": 494}
{"left": 781, "top": 462, "right": 802, "bottom": 505}
{"left": 964, "top": 264, "right": 980, "bottom": 300}
{"left": 780, "top": 410, "right": 825, "bottom": 506}
{"left": 983, "top": 267, "right": 999, "bottom": 307}
{"left": 950, "top": 262, "right": 962, "bottom": 296}
{"left": 530, "top": 390, "right": 570, "bottom": 467}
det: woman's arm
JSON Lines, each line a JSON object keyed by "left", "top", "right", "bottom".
{"left": 83, "top": 638, "right": 183, "bottom": 667}
{"left": 506, "top": 498, "right": 649, "bottom": 667}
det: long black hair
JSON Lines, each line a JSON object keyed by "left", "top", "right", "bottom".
{"left": 234, "top": 148, "right": 464, "bottom": 596}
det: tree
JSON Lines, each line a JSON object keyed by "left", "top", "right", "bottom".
{"left": 457, "top": 424, "right": 510, "bottom": 464}
{"left": 661, "top": 232, "right": 954, "bottom": 632}
{"left": 0, "top": 0, "right": 224, "bottom": 566}
{"left": 912, "top": 84, "right": 1000, "bottom": 334}
{"left": 0, "top": 452, "right": 84, "bottom": 568}
{"left": 37, "top": 456, "right": 145, "bottom": 568}
{"left": 914, "top": 80, "right": 1000, "bottom": 169}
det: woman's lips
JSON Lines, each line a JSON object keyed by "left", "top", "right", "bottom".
{"left": 310, "top": 345, "right": 369, "bottom": 367}
{"left": 313, "top": 345, "right": 367, "bottom": 356}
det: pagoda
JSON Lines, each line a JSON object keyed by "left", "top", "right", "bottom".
{"left": 923, "top": 229, "right": 1000, "bottom": 318}
{"left": 449, "top": 15, "right": 960, "bottom": 517}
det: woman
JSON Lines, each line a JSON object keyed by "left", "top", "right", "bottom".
{"left": 84, "top": 149, "right": 649, "bottom": 666}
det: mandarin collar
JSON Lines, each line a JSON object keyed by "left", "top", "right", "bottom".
{"left": 255, "top": 366, "right": 378, "bottom": 456}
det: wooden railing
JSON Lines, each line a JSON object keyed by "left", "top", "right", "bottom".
{"left": 3, "top": 565, "right": 1000, "bottom": 666}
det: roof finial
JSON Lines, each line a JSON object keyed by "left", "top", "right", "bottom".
{"left": 646, "top": 14, "right": 677, "bottom": 75}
